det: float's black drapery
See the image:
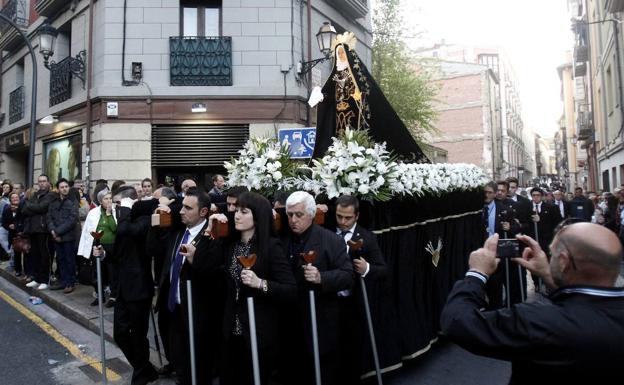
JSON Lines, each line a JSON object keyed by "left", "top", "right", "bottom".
{"left": 355, "top": 190, "right": 485, "bottom": 377}
{"left": 312, "top": 42, "right": 430, "bottom": 163}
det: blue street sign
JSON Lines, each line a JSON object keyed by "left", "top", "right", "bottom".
{"left": 278, "top": 127, "right": 316, "bottom": 159}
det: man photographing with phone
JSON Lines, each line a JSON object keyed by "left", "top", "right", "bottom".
{"left": 441, "top": 222, "right": 624, "bottom": 384}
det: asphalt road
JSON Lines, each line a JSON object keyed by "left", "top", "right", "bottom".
{"left": 0, "top": 292, "right": 66, "bottom": 385}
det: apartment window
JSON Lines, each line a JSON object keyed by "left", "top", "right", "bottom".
{"left": 613, "top": 167, "right": 618, "bottom": 190}
{"left": 619, "top": 165, "right": 624, "bottom": 187}
{"left": 606, "top": 64, "right": 614, "bottom": 114}
{"left": 603, "top": 170, "right": 610, "bottom": 192}
{"left": 181, "top": 0, "right": 221, "bottom": 36}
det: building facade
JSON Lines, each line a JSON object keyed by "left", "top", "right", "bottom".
{"left": 426, "top": 60, "right": 503, "bottom": 179}
{"left": 416, "top": 42, "right": 533, "bottom": 184}
{"left": 557, "top": 57, "right": 588, "bottom": 191}
{"left": 0, "top": 0, "right": 373, "bottom": 189}
{"left": 569, "top": 0, "right": 624, "bottom": 192}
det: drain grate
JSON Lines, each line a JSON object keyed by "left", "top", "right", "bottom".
{"left": 78, "top": 357, "right": 131, "bottom": 382}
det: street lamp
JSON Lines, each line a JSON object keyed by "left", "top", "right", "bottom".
{"left": 0, "top": 14, "right": 37, "bottom": 188}
{"left": 38, "top": 21, "right": 87, "bottom": 87}
{"left": 297, "top": 22, "right": 337, "bottom": 75}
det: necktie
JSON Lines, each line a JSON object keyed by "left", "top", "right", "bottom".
{"left": 340, "top": 230, "right": 350, "bottom": 239}
{"left": 168, "top": 230, "right": 191, "bottom": 312}
{"left": 534, "top": 204, "right": 539, "bottom": 214}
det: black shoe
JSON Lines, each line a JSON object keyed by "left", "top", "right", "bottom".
{"left": 90, "top": 298, "right": 99, "bottom": 306}
{"left": 105, "top": 297, "right": 116, "bottom": 308}
{"left": 156, "top": 363, "right": 174, "bottom": 376}
{"left": 131, "top": 364, "right": 159, "bottom": 385}
{"left": 49, "top": 283, "right": 64, "bottom": 291}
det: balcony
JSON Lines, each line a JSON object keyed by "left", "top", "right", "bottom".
{"left": 577, "top": 111, "right": 594, "bottom": 140}
{"left": 9, "top": 86, "right": 24, "bottom": 125}
{"left": 49, "top": 56, "right": 73, "bottom": 106}
{"left": 607, "top": 0, "right": 624, "bottom": 13}
{"left": 334, "top": 0, "right": 368, "bottom": 19}
{"left": 574, "top": 62, "right": 587, "bottom": 77}
{"left": 574, "top": 45, "right": 589, "bottom": 63}
{"left": 170, "top": 36, "right": 232, "bottom": 86}
{"left": 35, "top": 0, "right": 65, "bottom": 18}
{"left": 0, "top": 0, "right": 29, "bottom": 52}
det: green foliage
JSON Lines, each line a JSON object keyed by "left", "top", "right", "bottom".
{"left": 372, "top": 0, "right": 438, "bottom": 142}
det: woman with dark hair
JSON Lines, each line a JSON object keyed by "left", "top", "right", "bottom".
{"left": 210, "top": 191, "right": 297, "bottom": 385}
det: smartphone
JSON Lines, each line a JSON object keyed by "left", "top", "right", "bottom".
{"left": 496, "top": 239, "right": 520, "bottom": 258}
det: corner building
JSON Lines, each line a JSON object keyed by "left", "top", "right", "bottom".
{"left": 0, "top": 0, "right": 372, "bottom": 188}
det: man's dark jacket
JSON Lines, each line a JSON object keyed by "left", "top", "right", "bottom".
{"left": 441, "top": 276, "right": 624, "bottom": 384}
{"left": 46, "top": 197, "right": 79, "bottom": 242}
{"left": 280, "top": 224, "right": 354, "bottom": 354}
{"left": 527, "top": 202, "right": 563, "bottom": 252}
{"left": 22, "top": 190, "right": 57, "bottom": 234}
{"left": 569, "top": 196, "right": 594, "bottom": 222}
{"left": 114, "top": 204, "right": 153, "bottom": 301}
{"left": 510, "top": 194, "right": 532, "bottom": 234}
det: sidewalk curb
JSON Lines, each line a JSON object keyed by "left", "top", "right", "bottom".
{"left": 0, "top": 268, "right": 116, "bottom": 344}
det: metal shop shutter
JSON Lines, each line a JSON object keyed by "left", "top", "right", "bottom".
{"left": 151, "top": 125, "right": 249, "bottom": 167}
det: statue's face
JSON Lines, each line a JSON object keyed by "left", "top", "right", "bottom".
{"left": 336, "top": 45, "right": 348, "bottom": 71}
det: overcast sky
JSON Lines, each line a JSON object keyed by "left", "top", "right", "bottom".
{"left": 400, "top": 0, "right": 573, "bottom": 137}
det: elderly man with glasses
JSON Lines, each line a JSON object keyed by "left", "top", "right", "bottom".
{"left": 441, "top": 222, "right": 624, "bottom": 384}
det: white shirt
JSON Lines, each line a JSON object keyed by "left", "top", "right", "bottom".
{"left": 555, "top": 200, "right": 565, "bottom": 217}
{"left": 172, "top": 219, "right": 206, "bottom": 305}
{"left": 533, "top": 202, "right": 542, "bottom": 213}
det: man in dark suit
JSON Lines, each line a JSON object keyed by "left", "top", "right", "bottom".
{"left": 528, "top": 187, "right": 562, "bottom": 254}
{"left": 484, "top": 181, "right": 523, "bottom": 309}
{"left": 552, "top": 190, "right": 570, "bottom": 219}
{"left": 507, "top": 177, "right": 532, "bottom": 234}
{"left": 333, "top": 195, "right": 386, "bottom": 384}
{"left": 94, "top": 186, "right": 158, "bottom": 385}
{"left": 279, "top": 191, "right": 353, "bottom": 385}
{"left": 208, "top": 174, "right": 226, "bottom": 204}
{"left": 148, "top": 187, "right": 221, "bottom": 385}
{"left": 569, "top": 187, "right": 594, "bottom": 221}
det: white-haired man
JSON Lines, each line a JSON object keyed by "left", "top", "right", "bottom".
{"left": 277, "top": 191, "right": 353, "bottom": 385}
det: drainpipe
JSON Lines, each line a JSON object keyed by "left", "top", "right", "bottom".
{"left": 85, "top": 0, "right": 95, "bottom": 193}
{"left": 306, "top": 0, "right": 312, "bottom": 126}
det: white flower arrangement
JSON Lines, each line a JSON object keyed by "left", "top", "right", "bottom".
{"left": 390, "top": 162, "right": 488, "bottom": 197}
{"left": 223, "top": 137, "right": 297, "bottom": 195}
{"left": 224, "top": 131, "right": 487, "bottom": 201}
{"left": 299, "top": 129, "right": 399, "bottom": 202}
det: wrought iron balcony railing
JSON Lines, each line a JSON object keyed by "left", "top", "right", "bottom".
{"left": 0, "top": 0, "right": 28, "bottom": 34}
{"left": 49, "top": 56, "right": 73, "bottom": 106}
{"left": 333, "top": 0, "right": 368, "bottom": 19}
{"left": 9, "top": 86, "right": 24, "bottom": 124}
{"left": 170, "top": 36, "right": 232, "bottom": 86}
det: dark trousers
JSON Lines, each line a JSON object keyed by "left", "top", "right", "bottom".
{"left": 113, "top": 297, "right": 156, "bottom": 384}
{"left": 54, "top": 241, "right": 76, "bottom": 288}
{"left": 337, "top": 295, "right": 362, "bottom": 385}
{"left": 13, "top": 251, "right": 23, "bottom": 274}
{"left": 162, "top": 304, "right": 215, "bottom": 385}
{"left": 221, "top": 333, "right": 273, "bottom": 385}
{"left": 31, "top": 233, "right": 52, "bottom": 284}
{"left": 486, "top": 260, "right": 527, "bottom": 309}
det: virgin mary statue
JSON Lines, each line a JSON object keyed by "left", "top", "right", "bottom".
{"left": 311, "top": 32, "right": 429, "bottom": 163}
